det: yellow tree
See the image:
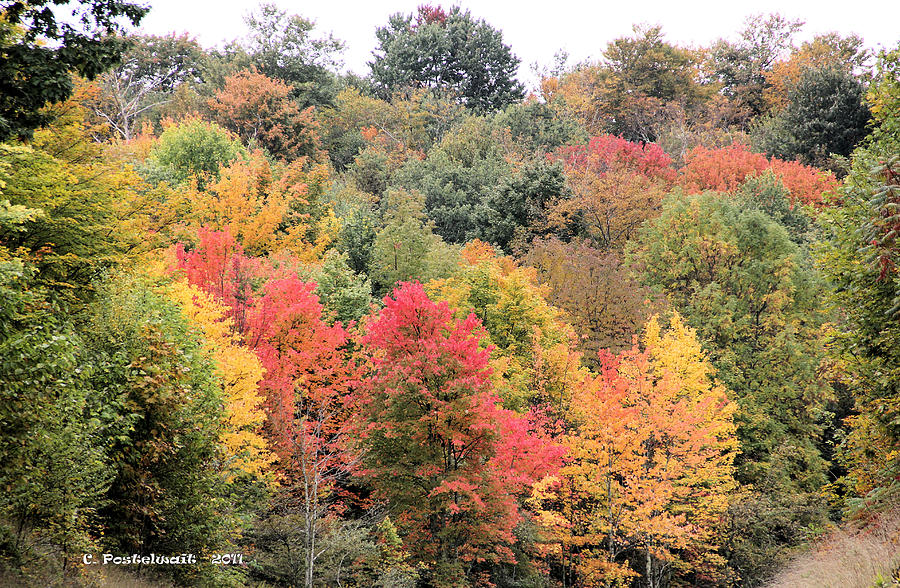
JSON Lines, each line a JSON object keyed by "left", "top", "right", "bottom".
{"left": 183, "top": 150, "right": 335, "bottom": 259}
{"left": 167, "top": 281, "right": 275, "bottom": 482}
{"left": 533, "top": 313, "right": 738, "bottom": 587}
{"left": 427, "top": 240, "right": 584, "bottom": 414}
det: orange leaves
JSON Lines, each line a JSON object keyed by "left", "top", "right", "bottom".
{"left": 360, "top": 125, "right": 379, "bottom": 142}
{"left": 679, "top": 143, "right": 768, "bottom": 194}
{"left": 767, "top": 157, "right": 840, "bottom": 206}
{"left": 532, "top": 313, "right": 739, "bottom": 585}
{"left": 208, "top": 69, "right": 324, "bottom": 161}
{"left": 679, "top": 142, "right": 838, "bottom": 206}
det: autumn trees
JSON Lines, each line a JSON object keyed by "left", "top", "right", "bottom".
{"left": 550, "top": 134, "right": 676, "bottom": 249}
{"left": 354, "top": 282, "right": 562, "bottom": 585}
{"left": 531, "top": 314, "right": 738, "bottom": 587}
{"left": 3, "top": 3, "right": 895, "bottom": 587}
{"left": 209, "top": 70, "right": 323, "bottom": 161}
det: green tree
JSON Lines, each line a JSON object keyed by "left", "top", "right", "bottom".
{"left": 146, "top": 118, "right": 245, "bottom": 186}
{"left": 369, "top": 5, "right": 524, "bottom": 111}
{"left": 241, "top": 2, "right": 345, "bottom": 109}
{"left": 336, "top": 202, "right": 378, "bottom": 277}
{"left": 393, "top": 116, "right": 512, "bottom": 243}
{"left": 753, "top": 66, "right": 870, "bottom": 170}
{"left": 475, "top": 158, "right": 568, "bottom": 252}
{"left": 370, "top": 189, "right": 458, "bottom": 295}
{"left": 736, "top": 171, "right": 814, "bottom": 246}
{"left": 0, "top": 250, "right": 110, "bottom": 581}
{"left": 816, "top": 46, "right": 900, "bottom": 508}
{"left": 0, "top": 0, "right": 147, "bottom": 140}
{"left": 628, "top": 190, "right": 830, "bottom": 492}
{"left": 307, "top": 249, "right": 374, "bottom": 325}
{"left": 490, "top": 100, "right": 587, "bottom": 154}
{"left": 83, "top": 275, "right": 235, "bottom": 585}
{"left": 710, "top": 13, "right": 804, "bottom": 118}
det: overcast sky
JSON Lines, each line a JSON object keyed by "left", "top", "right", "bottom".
{"left": 136, "top": 0, "right": 900, "bottom": 88}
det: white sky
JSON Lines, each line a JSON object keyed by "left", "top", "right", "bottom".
{"left": 136, "top": 0, "right": 900, "bottom": 88}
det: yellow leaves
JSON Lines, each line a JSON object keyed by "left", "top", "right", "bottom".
{"left": 181, "top": 151, "right": 332, "bottom": 258}
{"left": 185, "top": 155, "right": 280, "bottom": 253}
{"left": 530, "top": 328, "right": 585, "bottom": 409}
{"left": 578, "top": 558, "right": 639, "bottom": 588}
{"left": 167, "top": 281, "right": 275, "bottom": 483}
{"left": 540, "top": 313, "right": 739, "bottom": 583}
{"left": 644, "top": 313, "right": 715, "bottom": 400}
{"left": 425, "top": 242, "right": 582, "bottom": 412}
{"left": 311, "top": 208, "right": 341, "bottom": 260}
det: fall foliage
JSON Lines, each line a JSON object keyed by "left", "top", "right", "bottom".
{"left": 1, "top": 5, "right": 894, "bottom": 588}
{"left": 352, "top": 281, "right": 563, "bottom": 584}
{"left": 209, "top": 70, "right": 324, "bottom": 161}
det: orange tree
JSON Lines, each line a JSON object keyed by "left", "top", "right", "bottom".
{"left": 530, "top": 314, "right": 738, "bottom": 587}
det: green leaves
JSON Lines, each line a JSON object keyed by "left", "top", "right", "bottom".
{"left": 370, "top": 189, "right": 458, "bottom": 295}
{"left": 81, "top": 274, "right": 233, "bottom": 582}
{"left": 629, "top": 190, "right": 829, "bottom": 491}
{"left": 148, "top": 118, "right": 245, "bottom": 186}
{"left": 370, "top": 6, "right": 524, "bottom": 112}
{"left": 0, "top": 0, "right": 148, "bottom": 140}
{"left": 0, "top": 140, "right": 133, "bottom": 304}
{"left": 814, "top": 49, "right": 900, "bottom": 509}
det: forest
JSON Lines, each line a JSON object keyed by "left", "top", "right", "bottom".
{"left": 1, "top": 1, "right": 899, "bottom": 587}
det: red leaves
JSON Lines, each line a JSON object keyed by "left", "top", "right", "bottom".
{"left": 555, "top": 134, "right": 676, "bottom": 182}
{"left": 416, "top": 4, "right": 448, "bottom": 27}
{"left": 175, "top": 227, "right": 245, "bottom": 308}
{"left": 353, "top": 282, "right": 563, "bottom": 571}
{"left": 175, "top": 228, "right": 357, "bottom": 484}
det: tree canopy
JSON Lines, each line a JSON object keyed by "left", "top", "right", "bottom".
{"left": 369, "top": 5, "right": 524, "bottom": 111}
